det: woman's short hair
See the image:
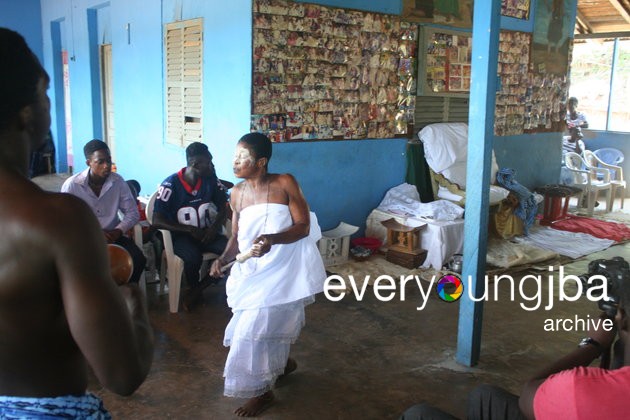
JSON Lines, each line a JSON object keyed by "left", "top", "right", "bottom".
{"left": 238, "top": 133, "right": 272, "bottom": 162}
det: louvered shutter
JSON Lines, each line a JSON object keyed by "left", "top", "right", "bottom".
{"left": 165, "top": 18, "right": 203, "bottom": 147}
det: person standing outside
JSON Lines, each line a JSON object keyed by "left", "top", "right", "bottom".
{"left": 152, "top": 142, "right": 229, "bottom": 309}
{"left": 61, "top": 139, "right": 147, "bottom": 284}
{"left": 0, "top": 27, "right": 153, "bottom": 417}
{"left": 210, "top": 133, "right": 326, "bottom": 417}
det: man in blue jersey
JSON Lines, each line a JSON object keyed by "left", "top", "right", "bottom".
{"left": 152, "top": 142, "right": 229, "bottom": 309}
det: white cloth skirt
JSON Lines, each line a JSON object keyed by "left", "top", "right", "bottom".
{"left": 223, "top": 296, "right": 315, "bottom": 398}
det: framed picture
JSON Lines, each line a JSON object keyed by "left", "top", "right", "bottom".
{"left": 417, "top": 26, "right": 471, "bottom": 97}
{"left": 501, "top": 0, "right": 531, "bottom": 20}
{"left": 531, "top": 0, "right": 572, "bottom": 75}
{"left": 402, "top": 0, "right": 473, "bottom": 28}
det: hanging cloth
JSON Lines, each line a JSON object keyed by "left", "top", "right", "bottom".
{"left": 405, "top": 140, "right": 434, "bottom": 203}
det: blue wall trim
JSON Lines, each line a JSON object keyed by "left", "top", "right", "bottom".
{"left": 295, "top": 0, "right": 401, "bottom": 14}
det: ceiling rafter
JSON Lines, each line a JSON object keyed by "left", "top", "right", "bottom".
{"left": 576, "top": 9, "right": 594, "bottom": 33}
{"left": 608, "top": 0, "right": 630, "bottom": 25}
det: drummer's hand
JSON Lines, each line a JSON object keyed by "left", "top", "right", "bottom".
{"left": 104, "top": 229, "right": 122, "bottom": 243}
{"left": 210, "top": 259, "right": 224, "bottom": 277}
{"left": 251, "top": 235, "right": 272, "bottom": 257}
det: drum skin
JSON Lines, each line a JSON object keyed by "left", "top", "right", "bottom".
{"left": 107, "top": 244, "right": 133, "bottom": 285}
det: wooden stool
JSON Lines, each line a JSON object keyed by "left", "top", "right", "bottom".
{"left": 381, "top": 218, "right": 427, "bottom": 269}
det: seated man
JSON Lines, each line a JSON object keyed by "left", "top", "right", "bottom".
{"left": 61, "top": 139, "right": 147, "bottom": 284}
{"left": 0, "top": 27, "right": 152, "bottom": 417}
{"left": 152, "top": 142, "right": 229, "bottom": 308}
{"left": 400, "top": 258, "right": 630, "bottom": 420}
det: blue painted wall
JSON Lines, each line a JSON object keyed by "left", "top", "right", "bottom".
{"left": 295, "top": 0, "right": 401, "bottom": 14}
{"left": 491, "top": 0, "right": 578, "bottom": 191}
{"left": 494, "top": 132, "right": 563, "bottom": 189}
{"left": 0, "top": 0, "right": 44, "bottom": 61}
{"left": 37, "top": 0, "right": 406, "bottom": 232}
{"left": 32, "top": 0, "right": 576, "bottom": 231}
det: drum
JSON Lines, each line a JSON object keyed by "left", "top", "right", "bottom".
{"left": 107, "top": 244, "right": 133, "bottom": 285}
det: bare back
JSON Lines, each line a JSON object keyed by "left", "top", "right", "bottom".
{"left": 0, "top": 169, "right": 149, "bottom": 397}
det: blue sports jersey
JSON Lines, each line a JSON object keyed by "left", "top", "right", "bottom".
{"left": 153, "top": 168, "right": 228, "bottom": 228}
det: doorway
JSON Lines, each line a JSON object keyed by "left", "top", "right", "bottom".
{"left": 100, "top": 44, "right": 116, "bottom": 162}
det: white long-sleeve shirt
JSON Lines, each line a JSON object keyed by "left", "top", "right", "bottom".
{"left": 61, "top": 168, "right": 139, "bottom": 233}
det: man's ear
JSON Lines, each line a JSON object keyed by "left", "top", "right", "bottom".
{"left": 257, "top": 157, "right": 268, "bottom": 169}
{"left": 18, "top": 105, "right": 33, "bottom": 131}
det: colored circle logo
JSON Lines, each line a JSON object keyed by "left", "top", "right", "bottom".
{"left": 436, "top": 274, "right": 464, "bottom": 302}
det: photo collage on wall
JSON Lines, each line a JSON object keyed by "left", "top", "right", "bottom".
{"left": 425, "top": 31, "right": 472, "bottom": 93}
{"left": 494, "top": 30, "right": 568, "bottom": 136}
{"left": 501, "top": 0, "right": 530, "bottom": 20}
{"left": 251, "top": 0, "right": 417, "bottom": 142}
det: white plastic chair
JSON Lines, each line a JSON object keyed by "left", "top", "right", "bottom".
{"left": 593, "top": 148, "right": 624, "bottom": 165}
{"left": 583, "top": 150, "right": 626, "bottom": 211}
{"left": 131, "top": 224, "right": 146, "bottom": 293}
{"left": 564, "top": 152, "right": 612, "bottom": 215}
{"left": 145, "top": 191, "right": 223, "bottom": 313}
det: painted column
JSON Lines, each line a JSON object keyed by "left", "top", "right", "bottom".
{"left": 456, "top": 0, "right": 501, "bottom": 367}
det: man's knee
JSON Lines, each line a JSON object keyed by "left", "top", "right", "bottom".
{"left": 469, "top": 384, "right": 503, "bottom": 402}
{"left": 399, "top": 403, "right": 458, "bottom": 420}
{"left": 467, "top": 383, "right": 524, "bottom": 420}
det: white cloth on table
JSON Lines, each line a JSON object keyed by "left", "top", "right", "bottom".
{"left": 224, "top": 203, "right": 326, "bottom": 398}
{"left": 366, "top": 208, "right": 464, "bottom": 270}
{"left": 377, "top": 183, "right": 464, "bottom": 221}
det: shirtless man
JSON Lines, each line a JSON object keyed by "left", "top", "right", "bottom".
{"left": 0, "top": 28, "right": 153, "bottom": 417}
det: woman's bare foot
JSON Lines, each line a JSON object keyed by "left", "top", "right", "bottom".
{"left": 234, "top": 390, "right": 274, "bottom": 417}
{"left": 278, "top": 357, "right": 297, "bottom": 379}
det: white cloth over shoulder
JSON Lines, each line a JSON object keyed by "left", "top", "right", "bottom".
{"left": 226, "top": 203, "right": 326, "bottom": 310}
{"left": 377, "top": 183, "right": 464, "bottom": 221}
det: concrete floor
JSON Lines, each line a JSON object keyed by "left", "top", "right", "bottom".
{"left": 33, "top": 173, "right": 630, "bottom": 419}
{"left": 86, "top": 240, "right": 629, "bottom": 419}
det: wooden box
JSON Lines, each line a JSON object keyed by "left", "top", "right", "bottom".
{"left": 386, "top": 248, "right": 427, "bottom": 269}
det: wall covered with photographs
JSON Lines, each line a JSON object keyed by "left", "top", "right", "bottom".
{"left": 251, "top": 0, "right": 417, "bottom": 142}
{"left": 501, "top": 0, "right": 530, "bottom": 20}
{"left": 415, "top": 28, "right": 568, "bottom": 136}
{"left": 494, "top": 30, "right": 567, "bottom": 136}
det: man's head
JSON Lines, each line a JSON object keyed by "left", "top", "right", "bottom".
{"left": 185, "top": 142, "right": 215, "bottom": 178}
{"left": 0, "top": 28, "right": 50, "bottom": 149}
{"left": 84, "top": 139, "right": 112, "bottom": 181}
{"left": 567, "top": 97, "right": 579, "bottom": 113}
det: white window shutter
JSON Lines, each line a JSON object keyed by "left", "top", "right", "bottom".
{"left": 165, "top": 18, "right": 203, "bottom": 147}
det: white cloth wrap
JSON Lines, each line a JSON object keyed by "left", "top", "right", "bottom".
{"left": 226, "top": 203, "right": 326, "bottom": 310}
{"left": 223, "top": 203, "right": 326, "bottom": 398}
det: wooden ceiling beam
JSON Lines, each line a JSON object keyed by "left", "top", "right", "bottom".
{"left": 575, "top": 30, "right": 630, "bottom": 39}
{"left": 576, "top": 10, "right": 595, "bottom": 33}
{"left": 608, "top": 0, "right": 630, "bottom": 25}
